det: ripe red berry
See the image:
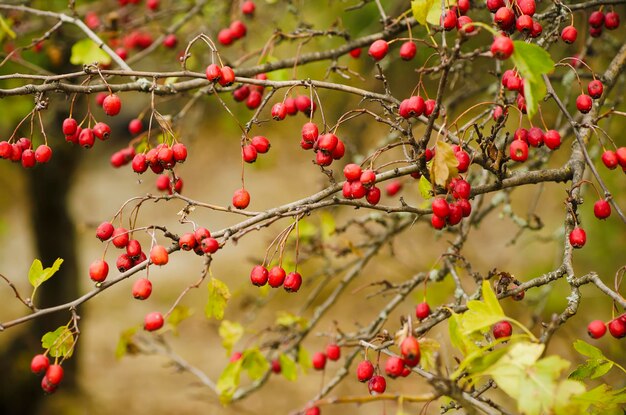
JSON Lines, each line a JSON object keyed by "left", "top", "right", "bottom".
{"left": 232, "top": 188, "right": 251, "bottom": 209}
{"left": 126, "top": 239, "right": 142, "bottom": 259}
{"left": 356, "top": 360, "right": 374, "bottom": 382}
{"left": 399, "top": 41, "right": 417, "bottom": 60}
{"left": 128, "top": 119, "right": 143, "bottom": 135}
{"left": 400, "top": 336, "right": 420, "bottom": 364}
{"left": 452, "top": 179, "right": 471, "bottom": 200}
{"left": 31, "top": 354, "right": 50, "bottom": 374}
{"left": 295, "top": 95, "right": 315, "bottom": 116}
{"left": 455, "top": 150, "right": 470, "bottom": 172}
{"left": 343, "top": 163, "right": 362, "bottom": 181}
{"left": 251, "top": 136, "right": 270, "bottom": 153}
{"left": 608, "top": 318, "right": 626, "bottom": 338}
{"left": 576, "top": 94, "right": 593, "bottom": 113}
{"left": 331, "top": 139, "right": 345, "bottom": 160}
{"left": 366, "top": 186, "right": 381, "bottom": 205}
{"left": 162, "top": 34, "right": 177, "bottom": 48}
{"left": 561, "top": 25, "right": 578, "bottom": 43}
{"left": 317, "top": 133, "right": 339, "bottom": 153}
{"left": 518, "top": 0, "right": 536, "bottom": 16}
{"left": 349, "top": 48, "right": 362, "bottom": 58}
{"left": 242, "top": 144, "right": 258, "bottom": 163}
{"left": 45, "top": 364, "right": 64, "bottom": 385}
{"left": 178, "top": 233, "right": 196, "bottom": 251}
{"left": 516, "top": 15, "right": 534, "bottom": 34}
{"left": 431, "top": 214, "right": 445, "bottom": 230}
{"left": 368, "top": 375, "right": 386, "bottom": 395}
{"left": 601, "top": 150, "right": 618, "bottom": 169}
{"left": 271, "top": 359, "right": 281, "bottom": 374}
{"left": 171, "top": 143, "right": 187, "bottom": 163}
{"left": 268, "top": 266, "right": 286, "bottom": 288}
{"left": 144, "top": 311, "right": 164, "bottom": 331}
{"left": 271, "top": 103, "right": 287, "bottom": 120}
{"left": 156, "top": 174, "right": 170, "bottom": 191}
{"left": 96, "top": 222, "right": 114, "bottom": 241}
{"left": 588, "top": 10, "right": 605, "bottom": 28}
{"left": 368, "top": 39, "right": 388, "bottom": 61}
{"left": 132, "top": 277, "right": 152, "bottom": 300}
{"left": 284, "top": 272, "right": 302, "bottom": 292}
{"left": 617, "top": 147, "right": 626, "bottom": 168}
{"left": 246, "top": 90, "right": 262, "bottom": 109}
{"left": 589, "top": 26, "right": 602, "bottom": 37}
{"left": 312, "top": 352, "right": 327, "bottom": 370}
{"left": 112, "top": 227, "right": 130, "bottom": 248}
{"left": 432, "top": 197, "right": 450, "bottom": 218}
{"left": 569, "top": 227, "right": 586, "bottom": 248}
{"left": 250, "top": 265, "right": 268, "bottom": 286}
{"left": 217, "top": 28, "right": 234, "bottom": 46}
{"left": 93, "top": 122, "right": 111, "bottom": 140}
{"left": 147, "top": 0, "right": 160, "bottom": 10}
{"left": 62, "top": 118, "right": 78, "bottom": 136}
{"left": 587, "top": 80, "right": 603, "bottom": 99}
{"left": 301, "top": 122, "right": 319, "bottom": 142}
{"left": 604, "top": 11, "right": 620, "bottom": 30}
{"left": 491, "top": 36, "right": 514, "bottom": 60}
{"left": 218, "top": 66, "right": 236, "bottom": 87}
{"left": 89, "top": 259, "right": 109, "bottom": 282}
{"left": 200, "top": 237, "right": 219, "bottom": 254}
{"left": 492, "top": 320, "right": 512, "bottom": 339}
{"left": 34, "top": 145, "right": 52, "bottom": 163}
{"left": 102, "top": 94, "right": 122, "bottom": 116}
{"left": 415, "top": 301, "right": 431, "bottom": 320}
{"left": 305, "top": 407, "right": 320, "bottom": 415}
{"left": 150, "top": 245, "right": 169, "bottom": 265}
{"left": 495, "top": 7, "right": 515, "bottom": 30}
{"left": 78, "top": 128, "right": 95, "bottom": 149}
{"left": 385, "top": 180, "right": 402, "bottom": 196}
{"left": 116, "top": 254, "right": 133, "bottom": 272}
{"left": 457, "top": 0, "right": 470, "bottom": 14}
{"left": 530, "top": 21, "right": 543, "bottom": 37}
{"left": 593, "top": 199, "right": 611, "bottom": 219}
{"left": 457, "top": 15, "right": 475, "bottom": 33}
{"left": 486, "top": 0, "right": 504, "bottom": 13}
{"left": 241, "top": 0, "right": 255, "bottom": 15}
{"left": 284, "top": 97, "right": 297, "bottom": 115}
{"left": 587, "top": 320, "right": 606, "bottom": 339}
{"left": 41, "top": 376, "right": 57, "bottom": 394}
{"left": 384, "top": 356, "right": 404, "bottom": 378}
{"left": 205, "top": 63, "right": 221, "bottom": 82}
{"left": 441, "top": 9, "right": 458, "bottom": 30}
{"left": 326, "top": 344, "right": 340, "bottom": 361}
{"left": 360, "top": 169, "right": 376, "bottom": 187}
{"left": 527, "top": 127, "right": 544, "bottom": 147}
{"left": 544, "top": 130, "right": 561, "bottom": 150}
{"left": 230, "top": 20, "right": 247, "bottom": 39}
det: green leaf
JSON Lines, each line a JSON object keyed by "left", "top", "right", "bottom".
{"left": 429, "top": 141, "right": 458, "bottom": 188}
{"left": 115, "top": 327, "right": 139, "bottom": 359}
{"left": 448, "top": 311, "right": 479, "bottom": 356}
{"left": 167, "top": 305, "right": 192, "bottom": 335}
{"left": 278, "top": 353, "right": 297, "bottom": 381}
{"left": 216, "top": 359, "right": 243, "bottom": 404}
{"left": 297, "top": 346, "right": 312, "bottom": 374}
{"left": 522, "top": 78, "right": 546, "bottom": 119}
{"left": 29, "top": 258, "right": 63, "bottom": 289}
{"left": 41, "top": 326, "right": 75, "bottom": 358}
{"left": 275, "top": 311, "right": 308, "bottom": 330}
{"left": 70, "top": 39, "right": 112, "bottom": 66}
{"left": 218, "top": 320, "right": 244, "bottom": 356}
{"left": 569, "top": 339, "right": 614, "bottom": 380}
{"left": 573, "top": 339, "right": 605, "bottom": 359}
{"left": 411, "top": 0, "right": 456, "bottom": 26}
{"left": 554, "top": 380, "right": 587, "bottom": 415}
{"left": 573, "top": 384, "right": 626, "bottom": 414}
{"left": 461, "top": 280, "right": 505, "bottom": 335}
{"left": 418, "top": 176, "right": 432, "bottom": 199}
{"left": 320, "top": 212, "right": 335, "bottom": 240}
{"left": 419, "top": 338, "right": 440, "bottom": 371}
{"left": 511, "top": 41, "right": 554, "bottom": 83}
{"left": 205, "top": 277, "right": 231, "bottom": 320}
{"left": 242, "top": 348, "right": 270, "bottom": 380}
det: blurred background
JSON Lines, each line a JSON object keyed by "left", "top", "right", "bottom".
{"left": 0, "top": 0, "right": 625, "bottom": 414}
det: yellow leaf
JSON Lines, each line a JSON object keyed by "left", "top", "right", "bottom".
{"left": 429, "top": 141, "right": 458, "bottom": 187}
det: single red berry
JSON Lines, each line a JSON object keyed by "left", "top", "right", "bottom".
{"left": 457, "top": 0, "right": 470, "bottom": 14}
{"left": 457, "top": 15, "right": 475, "bottom": 33}
{"left": 587, "top": 320, "right": 607, "bottom": 339}
{"left": 128, "top": 119, "right": 143, "bottom": 135}
{"left": 593, "top": 199, "right": 611, "bottom": 219}
{"left": 343, "top": 163, "right": 362, "bottom": 181}
{"left": 589, "top": 26, "right": 602, "bottom": 37}
{"left": 218, "top": 66, "right": 235, "bottom": 87}
{"left": 491, "top": 36, "right": 514, "bottom": 60}
{"left": 518, "top": 0, "right": 536, "bottom": 16}
{"left": 432, "top": 197, "right": 450, "bottom": 218}
{"left": 326, "top": 344, "right": 340, "bottom": 361}
{"left": 517, "top": 94, "right": 527, "bottom": 113}
{"left": 41, "top": 376, "right": 57, "bottom": 394}
{"left": 116, "top": 254, "right": 133, "bottom": 272}
{"left": 604, "top": 11, "right": 620, "bottom": 30}
{"left": 561, "top": 25, "right": 578, "bottom": 43}
{"left": 416, "top": 301, "right": 431, "bottom": 320}
{"left": 271, "top": 103, "right": 287, "bottom": 120}
{"left": 194, "top": 227, "right": 211, "bottom": 243}
{"left": 569, "top": 227, "right": 586, "bottom": 248}
{"left": 241, "top": 0, "right": 255, "bottom": 15}
{"left": 492, "top": 320, "right": 512, "bottom": 339}
{"left": 178, "top": 233, "right": 196, "bottom": 250}
{"left": 527, "top": 127, "right": 544, "bottom": 147}
{"left": 271, "top": 359, "right": 281, "bottom": 374}
{"left": 102, "top": 94, "right": 122, "bottom": 116}
{"left": 530, "top": 21, "right": 543, "bottom": 37}
{"left": 250, "top": 265, "right": 268, "bottom": 286}
{"left": 251, "top": 136, "right": 270, "bottom": 153}
{"left": 147, "top": 0, "right": 159, "bottom": 10}
{"left": 608, "top": 318, "right": 626, "bottom": 338}
{"left": 544, "top": 130, "right": 561, "bottom": 150}
{"left": 230, "top": 352, "right": 243, "bottom": 362}
{"left": 368, "top": 375, "right": 386, "bottom": 395}
{"left": 400, "top": 336, "right": 420, "bottom": 364}
{"left": 486, "top": 0, "right": 504, "bottom": 13}
{"left": 150, "top": 245, "right": 169, "bottom": 265}
{"left": 452, "top": 179, "right": 471, "bottom": 200}
{"left": 494, "top": 7, "right": 515, "bottom": 30}
{"left": 516, "top": 15, "right": 534, "bottom": 34}
{"left": 126, "top": 239, "right": 142, "bottom": 259}
{"left": 162, "top": 34, "right": 177, "bottom": 48}
{"left": 455, "top": 150, "right": 470, "bottom": 173}
{"left": 317, "top": 133, "right": 339, "bottom": 153}
{"left": 384, "top": 356, "right": 405, "bottom": 378}
{"left": 312, "top": 352, "right": 327, "bottom": 370}
{"left": 93, "top": 122, "right": 111, "bottom": 141}
{"left": 576, "top": 94, "right": 593, "bottom": 113}
{"left": 144, "top": 311, "right": 164, "bottom": 331}
{"left": 616, "top": 147, "right": 626, "bottom": 168}
{"left": 217, "top": 28, "right": 234, "bottom": 46}
{"left": 112, "top": 227, "right": 130, "bottom": 248}
{"left": 424, "top": 99, "right": 436, "bottom": 116}
{"left": 78, "top": 128, "right": 95, "bottom": 149}
{"left": 305, "top": 407, "right": 320, "bottom": 415}
{"left": 349, "top": 48, "right": 362, "bottom": 58}
{"left": 331, "top": 139, "right": 345, "bottom": 160}
{"left": 242, "top": 144, "right": 258, "bottom": 163}
{"left": 601, "top": 150, "right": 618, "bottom": 169}
{"left": 232, "top": 188, "right": 251, "bottom": 209}
{"left": 31, "top": 354, "right": 50, "bottom": 374}
{"left": 89, "top": 259, "right": 109, "bottom": 282}
{"left": 200, "top": 237, "right": 219, "bottom": 254}
{"left": 588, "top": 10, "right": 605, "bottom": 28}
{"left": 431, "top": 214, "right": 445, "bottom": 230}
{"left": 246, "top": 90, "right": 263, "bottom": 109}
{"left": 356, "top": 360, "right": 374, "bottom": 382}
{"left": 45, "top": 364, "right": 64, "bottom": 385}
{"left": 366, "top": 186, "right": 381, "bottom": 205}
{"left": 268, "top": 266, "right": 286, "bottom": 288}
{"left": 295, "top": 95, "right": 315, "bottom": 115}
{"left": 301, "top": 122, "right": 319, "bottom": 142}
{"left": 441, "top": 9, "right": 458, "bottom": 30}
{"left": 360, "top": 169, "right": 376, "bottom": 187}
{"left": 115, "top": 47, "right": 128, "bottom": 60}
{"left": 385, "top": 180, "right": 402, "bottom": 196}
{"left": 458, "top": 198, "right": 472, "bottom": 217}
{"left": 399, "top": 41, "right": 416, "bottom": 60}
{"left": 368, "top": 39, "right": 388, "bottom": 61}
{"left": 284, "top": 97, "right": 298, "bottom": 115}
{"left": 96, "top": 222, "right": 114, "bottom": 241}
{"left": 587, "top": 80, "right": 603, "bottom": 99}
{"left": 62, "top": 118, "right": 78, "bottom": 136}
{"left": 284, "top": 272, "right": 302, "bottom": 292}
{"left": 171, "top": 143, "right": 187, "bottom": 163}
{"left": 156, "top": 174, "right": 171, "bottom": 191}
{"left": 205, "top": 63, "right": 221, "bottom": 82}
{"left": 34, "top": 145, "right": 52, "bottom": 163}
{"left": 230, "top": 20, "right": 247, "bottom": 39}
{"left": 132, "top": 278, "right": 152, "bottom": 300}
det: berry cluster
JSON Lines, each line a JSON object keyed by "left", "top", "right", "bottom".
{"left": 249, "top": 265, "right": 302, "bottom": 292}
{"left": 30, "top": 355, "right": 64, "bottom": 394}
{"left": 587, "top": 314, "right": 626, "bottom": 339}
{"left": 341, "top": 164, "right": 381, "bottom": 205}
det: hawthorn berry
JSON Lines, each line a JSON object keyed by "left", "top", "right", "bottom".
{"left": 368, "top": 40, "right": 388, "bottom": 61}
{"left": 368, "top": 375, "right": 386, "bottom": 395}
{"left": 561, "top": 25, "right": 578, "bottom": 43}
{"left": 441, "top": 9, "right": 458, "bottom": 30}
{"left": 268, "top": 266, "right": 286, "bottom": 288}
{"left": 301, "top": 122, "right": 319, "bottom": 142}
{"left": 89, "top": 259, "right": 109, "bottom": 282}
{"left": 343, "top": 163, "right": 362, "bottom": 181}
{"left": 576, "top": 94, "right": 593, "bottom": 113}
{"left": 604, "top": 11, "right": 620, "bottom": 29}
{"left": 217, "top": 28, "right": 234, "bottom": 46}
{"left": 246, "top": 90, "right": 262, "bottom": 109}
{"left": 588, "top": 10, "right": 605, "bottom": 28}
{"left": 366, "top": 187, "right": 381, "bottom": 205}
{"left": 93, "top": 122, "right": 111, "bottom": 140}
{"left": 205, "top": 64, "right": 221, "bottom": 82}
{"left": 457, "top": 15, "right": 475, "bottom": 33}
{"left": 569, "top": 227, "right": 586, "bottom": 248}
{"left": 518, "top": 0, "right": 536, "bottom": 16}
{"left": 144, "top": 311, "right": 164, "bottom": 331}
{"left": 242, "top": 144, "right": 258, "bottom": 163}
{"left": 126, "top": 239, "right": 142, "bottom": 259}
{"left": 218, "top": 66, "right": 236, "bottom": 87}
{"left": 45, "top": 364, "right": 64, "bottom": 385}
{"left": 431, "top": 214, "right": 446, "bottom": 230}
{"left": 156, "top": 174, "right": 170, "bottom": 191}
{"left": 356, "top": 360, "right": 374, "bottom": 382}
{"left": 399, "top": 41, "right": 417, "bottom": 60}
{"left": 349, "top": 48, "right": 362, "bottom": 58}
{"left": 250, "top": 265, "right": 269, "bottom": 286}
{"left": 128, "top": 119, "right": 143, "bottom": 135}
{"left": 492, "top": 320, "right": 512, "bottom": 339}
{"left": 271, "top": 359, "right": 281, "bottom": 374}
{"left": 241, "top": 0, "right": 255, "bottom": 15}
{"left": 271, "top": 103, "right": 287, "bottom": 120}
{"left": 112, "top": 228, "right": 130, "bottom": 248}
{"left": 601, "top": 150, "right": 618, "bottom": 169}
{"left": 491, "top": 36, "right": 514, "bottom": 60}
{"left": 384, "top": 356, "right": 404, "bottom": 378}
{"left": 593, "top": 199, "right": 611, "bottom": 219}
{"left": 452, "top": 179, "right": 471, "bottom": 200}
{"left": 455, "top": 150, "right": 470, "bottom": 173}
{"left": 608, "top": 318, "right": 626, "bottom": 338}
{"left": 62, "top": 118, "right": 78, "bottom": 136}
{"left": 251, "top": 136, "right": 270, "bottom": 153}
{"left": 385, "top": 180, "right": 402, "bottom": 196}
{"left": 326, "top": 344, "right": 341, "bottom": 361}
{"left": 31, "top": 354, "right": 50, "bottom": 374}
{"left": 305, "top": 407, "right": 320, "bottom": 415}
{"left": 312, "top": 352, "right": 327, "bottom": 370}
{"left": 284, "top": 97, "right": 298, "bottom": 115}
{"left": 432, "top": 197, "right": 450, "bottom": 218}
{"left": 116, "top": 254, "right": 133, "bottom": 272}
{"left": 400, "top": 336, "right": 420, "bottom": 364}
{"left": 587, "top": 320, "right": 606, "bottom": 339}
{"left": 587, "top": 80, "right": 603, "bottom": 99}
{"left": 232, "top": 188, "right": 251, "bottom": 209}
{"left": 415, "top": 301, "right": 431, "bottom": 320}
{"left": 178, "top": 233, "right": 196, "bottom": 250}
{"left": 150, "top": 245, "right": 169, "bottom": 265}
{"left": 284, "top": 271, "right": 302, "bottom": 292}
{"left": 527, "top": 127, "right": 544, "bottom": 147}
{"left": 132, "top": 278, "right": 152, "bottom": 300}
{"left": 172, "top": 143, "right": 188, "bottom": 162}
{"left": 516, "top": 15, "right": 534, "bottom": 34}
{"left": 494, "top": 7, "right": 515, "bottom": 30}
{"left": 616, "top": 147, "right": 626, "bottom": 168}
{"left": 162, "top": 34, "right": 177, "bottom": 48}
{"left": 486, "top": 0, "right": 504, "bottom": 13}
{"left": 41, "top": 376, "right": 57, "bottom": 394}
{"left": 102, "top": 94, "right": 122, "bottom": 116}
{"left": 78, "top": 128, "right": 95, "bottom": 149}
{"left": 230, "top": 20, "right": 247, "bottom": 39}
{"left": 544, "top": 130, "right": 561, "bottom": 150}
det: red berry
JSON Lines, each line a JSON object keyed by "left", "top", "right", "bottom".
{"left": 128, "top": 119, "right": 143, "bottom": 135}
{"left": 178, "top": 233, "right": 196, "bottom": 250}
{"left": 360, "top": 169, "right": 376, "bottom": 186}
{"left": 217, "top": 28, "right": 234, "bottom": 46}
{"left": 400, "top": 336, "right": 420, "bottom": 364}
{"left": 295, "top": 95, "right": 315, "bottom": 115}
{"left": 242, "top": 144, "right": 258, "bottom": 163}
{"left": 530, "top": 21, "right": 543, "bottom": 37}
{"left": 45, "top": 364, "right": 64, "bottom": 385}
{"left": 241, "top": 0, "right": 255, "bottom": 15}
{"left": 31, "top": 354, "right": 50, "bottom": 374}
{"left": 246, "top": 90, "right": 262, "bottom": 109}
{"left": 34, "top": 145, "right": 52, "bottom": 163}
{"left": 518, "top": 0, "right": 536, "bottom": 16}
{"left": 593, "top": 199, "right": 611, "bottom": 219}
{"left": 147, "top": 0, "right": 159, "bottom": 10}
{"left": 349, "top": 48, "right": 362, "bottom": 58}
{"left": 604, "top": 11, "right": 620, "bottom": 30}
{"left": 601, "top": 150, "right": 618, "bottom": 169}
{"left": 455, "top": 150, "right": 470, "bottom": 173}
{"left": 271, "top": 103, "right": 287, "bottom": 120}
{"left": 89, "top": 259, "right": 109, "bottom": 282}
{"left": 495, "top": 7, "right": 515, "bottom": 30}
{"left": 587, "top": 80, "right": 603, "bottom": 99}
{"left": 271, "top": 359, "right": 281, "bottom": 374}
{"left": 569, "top": 227, "right": 586, "bottom": 248}
{"left": 115, "top": 47, "right": 128, "bottom": 60}
{"left": 452, "top": 179, "right": 471, "bottom": 200}
{"left": 172, "top": 143, "right": 187, "bottom": 163}
{"left": 205, "top": 63, "right": 221, "bottom": 82}
{"left": 156, "top": 174, "right": 170, "bottom": 191}
{"left": 486, "top": 0, "right": 504, "bottom": 13}
{"left": 431, "top": 214, "right": 445, "bottom": 230}
{"left": 368, "top": 375, "right": 386, "bottom": 395}
{"left": 589, "top": 26, "right": 602, "bottom": 38}
{"left": 492, "top": 320, "right": 512, "bottom": 339}
{"left": 491, "top": 36, "right": 514, "bottom": 60}
{"left": 457, "top": 0, "right": 470, "bottom": 14}
{"left": 416, "top": 301, "right": 431, "bottom": 320}
{"left": 399, "top": 41, "right": 416, "bottom": 61}
{"left": 305, "top": 407, "right": 320, "bottom": 415}
{"left": 326, "top": 344, "right": 340, "bottom": 361}
{"left": 102, "top": 94, "right": 122, "bottom": 116}
{"left": 41, "top": 376, "right": 57, "bottom": 394}
{"left": 457, "top": 15, "right": 475, "bottom": 33}
{"left": 432, "top": 197, "right": 450, "bottom": 218}
{"left": 126, "top": 239, "right": 142, "bottom": 259}
{"left": 232, "top": 188, "right": 251, "bottom": 209}
{"left": 527, "top": 127, "right": 544, "bottom": 147}
{"left": 218, "top": 66, "right": 235, "bottom": 87}
{"left": 561, "top": 25, "right": 578, "bottom": 43}
{"left": 587, "top": 320, "right": 606, "bottom": 339}
{"left": 516, "top": 15, "right": 534, "bottom": 34}
{"left": 230, "top": 352, "right": 243, "bottom": 362}
{"left": 268, "top": 266, "right": 286, "bottom": 288}
{"left": 62, "top": 118, "right": 78, "bottom": 135}
{"left": 357, "top": 360, "right": 374, "bottom": 382}
{"left": 312, "top": 352, "right": 327, "bottom": 370}
{"left": 250, "top": 265, "right": 268, "bottom": 286}
{"left": 589, "top": 10, "right": 605, "bottom": 28}
{"left": 150, "top": 245, "right": 169, "bottom": 265}
{"left": 112, "top": 227, "right": 130, "bottom": 248}
{"left": 144, "top": 311, "right": 164, "bottom": 331}
{"left": 200, "top": 237, "right": 219, "bottom": 254}
{"left": 132, "top": 278, "right": 152, "bottom": 299}
{"left": 366, "top": 186, "right": 381, "bottom": 205}
{"left": 283, "top": 272, "right": 302, "bottom": 292}
{"left": 368, "top": 39, "right": 388, "bottom": 61}
{"left": 251, "top": 136, "right": 270, "bottom": 153}
{"left": 385, "top": 180, "right": 402, "bottom": 196}
{"left": 617, "top": 147, "right": 626, "bottom": 168}
{"left": 78, "top": 128, "right": 95, "bottom": 149}
{"left": 194, "top": 227, "right": 211, "bottom": 243}
{"left": 608, "top": 318, "right": 626, "bottom": 338}
{"left": 230, "top": 20, "right": 247, "bottom": 39}
{"left": 162, "top": 34, "right": 177, "bottom": 48}
{"left": 93, "top": 122, "right": 111, "bottom": 141}
{"left": 301, "top": 122, "right": 319, "bottom": 142}
{"left": 116, "top": 254, "right": 133, "bottom": 272}
{"left": 576, "top": 94, "right": 593, "bottom": 113}
{"left": 544, "top": 130, "right": 561, "bottom": 150}
{"left": 331, "top": 140, "right": 346, "bottom": 160}
{"left": 317, "top": 133, "right": 339, "bottom": 153}
{"left": 96, "top": 222, "right": 114, "bottom": 241}
{"left": 284, "top": 97, "right": 298, "bottom": 115}
{"left": 441, "top": 9, "right": 458, "bottom": 30}
{"left": 384, "top": 356, "right": 404, "bottom": 378}
{"left": 343, "top": 163, "right": 362, "bottom": 181}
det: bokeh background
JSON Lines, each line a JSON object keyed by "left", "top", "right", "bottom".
{"left": 0, "top": 1, "right": 625, "bottom": 414}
